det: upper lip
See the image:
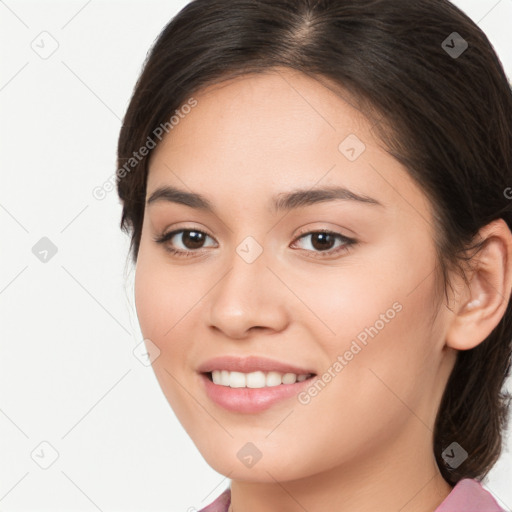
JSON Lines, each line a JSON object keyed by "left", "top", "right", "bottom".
{"left": 197, "top": 355, "right": 316, "bottom": 375}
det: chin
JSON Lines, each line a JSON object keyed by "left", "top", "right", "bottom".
{"left": 196, "top": 443, "right": 314, "bottom": 483}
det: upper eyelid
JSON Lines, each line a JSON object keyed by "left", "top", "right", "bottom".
{"left": 166, "top": 227, "right": 217, "bottom": 243}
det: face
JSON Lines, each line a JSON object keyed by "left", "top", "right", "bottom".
{"left": 134, "top": 68, "right": 456, "bottom": 482}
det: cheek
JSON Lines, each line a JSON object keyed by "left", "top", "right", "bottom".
{"left": 134, "top": 258, "right": 161, "bottom": 341}
{"left": 134, "top": 248, "right": 185, "bottom": 347}
{"left": 134, "top": 246, "right": 209, "bottom": 377}
{"left": 133, "top": 251, "right": 200, "bottom": 423}
{"left": 299, "top": 240, "right": 441, "bottom": 403}
{"left": 134, "top": 235, "right": 190, "bottom": 334}
{"left": 287, "top": 243, "right": 429, "bottom": 345}
{"left": 283, "top": 287, "right": 441, "bottom": 472}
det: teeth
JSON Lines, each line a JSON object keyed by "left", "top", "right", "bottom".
{"left": 210, "top": 370, "right": 312, "bottom": 388}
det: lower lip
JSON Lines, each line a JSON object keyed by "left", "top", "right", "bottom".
{"left": 199, "top": 373, "right": 315, "bottom": 413}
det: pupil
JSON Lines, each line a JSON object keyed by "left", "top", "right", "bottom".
{"left": 184, "top": 231, "right": 204, "bottom": 249}
{"left": 312, "top": 233, "right": 334, "bottom": 251}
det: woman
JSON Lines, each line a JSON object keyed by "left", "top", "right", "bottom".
{"left": 116, "top": 0, "right": 512, "bottom": 510}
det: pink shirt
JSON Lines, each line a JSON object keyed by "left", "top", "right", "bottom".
{"left": 198, "top": 478, "right": 505, "bottom": 511}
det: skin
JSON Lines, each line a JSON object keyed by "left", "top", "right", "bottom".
{"left": 133, "top": 67, "right": 512, "bottom": 512}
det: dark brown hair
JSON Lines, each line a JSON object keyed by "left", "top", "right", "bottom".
{"left": 117, "top": 0, "right": 512, "bottom": 485}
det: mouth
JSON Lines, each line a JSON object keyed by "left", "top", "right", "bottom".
{"left": 199, "top": 369, "right": 318, "bottom": 414}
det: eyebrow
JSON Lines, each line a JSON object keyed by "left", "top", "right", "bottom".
{"left": 146, "top": 185, "right": 384, "bottom": 213}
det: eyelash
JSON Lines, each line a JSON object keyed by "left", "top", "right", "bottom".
{"left": 152, "top": 227, "right": 357, "bottom": 260}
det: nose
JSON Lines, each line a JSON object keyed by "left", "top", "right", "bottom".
{"left": 206, "top": 243, "right": 289, "bottom": 339}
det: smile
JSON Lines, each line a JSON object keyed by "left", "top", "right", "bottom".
{"left": 200, "top": 371, "right": 317, "bottom": 414}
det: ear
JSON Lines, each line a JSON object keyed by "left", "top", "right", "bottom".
{"left": 445, "top": 218, "right": 512, "bottom": 351}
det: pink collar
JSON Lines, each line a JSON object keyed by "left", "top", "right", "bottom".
{"left": 199, "top": 478, "right": 504, "bottom": 511}
{"left": 435, "top": 478, "right": 504, "bottom": 511}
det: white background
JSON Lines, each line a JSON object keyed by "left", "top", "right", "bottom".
{"left": 1, "top": 1, "right": 511, "bottom": 510}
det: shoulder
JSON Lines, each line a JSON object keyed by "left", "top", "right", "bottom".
{"left": 435, "top": 478, "right": 505, "bottom": 512}
{"left": 197, "top": 487, "right": 231, "bottom": 512}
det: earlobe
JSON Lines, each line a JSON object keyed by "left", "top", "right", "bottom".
{"left": 445, "top": 218, "right": 512, "bottom": 351}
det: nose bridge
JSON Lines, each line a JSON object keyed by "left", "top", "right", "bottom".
{"left": 206, "top": 232, "right": 288, "bottom": 337}
{"left": 235, "top": 234, "right": 266, "bottom": 266}
{"left": 217, "top": 233, "right": 271, "bottom": 307}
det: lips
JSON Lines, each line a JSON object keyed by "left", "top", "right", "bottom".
{"left": 199, "top": 370, "right": 317, "bottom": 413}
{"left": 196, "top": 355, "right": 317, "bottom": 376}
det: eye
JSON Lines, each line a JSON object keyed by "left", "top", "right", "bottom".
{"left": 153, "top": 228, "right": 216, "bottom": 258}
{"left": 153, "top": 227, "right": 357, "bottom": 259}
{"left": 290, "top": 229, "right": 356, "bottom": 259}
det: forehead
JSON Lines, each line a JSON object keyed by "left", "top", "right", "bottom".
{"left": 150, "top": 68, "right": 375, "bottom": 164}
{"left": 145, "top": 68, "right": 431, "bottom": 228}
